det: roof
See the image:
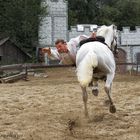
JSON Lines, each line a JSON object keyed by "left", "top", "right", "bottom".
{"left": 0, "top": 37, "right": 9, "bottom": 46}
{"left": 0, "top": 37, "right": 32, "bottom": 58}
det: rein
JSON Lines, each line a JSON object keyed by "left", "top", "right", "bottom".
{"left": 111, "top": 36, "right": 118, "bottom": 56}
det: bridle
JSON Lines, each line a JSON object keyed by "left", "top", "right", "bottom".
{"left": 111, "top": 32, "right": 118, "bottom": 56}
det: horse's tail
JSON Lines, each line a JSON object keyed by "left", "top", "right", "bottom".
{"left": 76, "top": 51, "right": 98, "bottom": 87}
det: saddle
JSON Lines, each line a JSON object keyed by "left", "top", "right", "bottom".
{"left": 79, "top": 36, "right": 106, "bottom": 47}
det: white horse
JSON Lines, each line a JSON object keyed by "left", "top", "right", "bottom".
{"left": 76, "top": 25, "right": 117, "bottom": 117}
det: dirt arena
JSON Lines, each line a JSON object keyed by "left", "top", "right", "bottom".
{"left": 0, "top": 67, "right": 139, "bottom": 140}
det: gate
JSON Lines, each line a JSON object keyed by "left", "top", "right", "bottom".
{"left": 115, "top": 48, "right": 127, "bottom": 73}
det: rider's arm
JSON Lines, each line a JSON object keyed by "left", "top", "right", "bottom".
{"left": 49, "top": 49, "right": 60, "bottom": 60}
{"left": 43, "top": 48, "right": 60, "bottom": 60}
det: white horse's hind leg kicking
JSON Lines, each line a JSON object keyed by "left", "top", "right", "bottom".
{"left": 89, "top": 77, "right": 99, "bottom": 96}
{"left": 81, "top": 87, "right": 89, "bottom": 117}
{"left": 104, "top": 73, "right": 116, "bottom": 113}
{"left": 91, "top": 79, "right": 99, "bottom": 96}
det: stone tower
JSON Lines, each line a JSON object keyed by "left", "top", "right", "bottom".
{"left": 39, "top": 0, "right": 68, "bottom": 47}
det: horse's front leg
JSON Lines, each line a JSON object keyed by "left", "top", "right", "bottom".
{"left": 81, "top": 86, "right": 89, "bottom": 117}
{"left": 105, "top": 73, "right": 116, "bottom": 113}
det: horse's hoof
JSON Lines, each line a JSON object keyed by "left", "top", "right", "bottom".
{"left": 109, "top": 104, "right": 116, "bottom": 113}
{"left": 92, "top": 89, "right": 99, "bottom": 96}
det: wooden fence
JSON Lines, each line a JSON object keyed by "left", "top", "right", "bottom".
{"left": 116, "top": 62, "right": 139, "bottom": 74}
{"left": 0, "top": 63, "right": 74, "bottom": 83}
{"left": 0, "top": 63, "right": 139, "bottom": 83}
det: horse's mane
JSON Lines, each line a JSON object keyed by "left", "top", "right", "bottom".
{"left": 97, "top": 25, "right": 110, "bottom": 37}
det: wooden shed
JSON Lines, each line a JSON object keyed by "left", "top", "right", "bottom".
{"left": 0, "top": 37, "right": 32, "bottom": 65}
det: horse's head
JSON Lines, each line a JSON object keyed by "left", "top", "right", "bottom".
{"left": 97, "top": 25, "right": 118, "bottom": 55}
{"left": 110, "top": 25, "right": 118, "bottom": 54}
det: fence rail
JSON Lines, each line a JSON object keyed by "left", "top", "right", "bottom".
{"left": 116, "top": 62, "right": 138, "bottom": 65}
{"left": 0, "top": 63, "right": 76, "bottom": 83}
{"left": 0, "top": 62, "right": 139, "bottom": 76}
{"left": 0, "top": 63, "right": 75, "bottom": 71}
{"left": 0, "top": 62, "right": 139, "bottom": 70}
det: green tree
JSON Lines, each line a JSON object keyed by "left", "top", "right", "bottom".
{"left": 68, "top": 0, "right": 88, "bottom": 27}
{"left": 67, "top": 0, "right": 140, "bottom": 30}
{"left": 115, "top": 0, "right": 140, "bottom": 30}
{"left": 0, "top": 0, "right": 47, "bottom": 58}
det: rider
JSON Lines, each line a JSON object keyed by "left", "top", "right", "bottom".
{"left": 79, "top": 31, "right": 97, "bottom": 46}
{"left": 41, "top": 34, "right": 89, "bottom": 65}
{"left": 41, "top": 30, "right": 111, "bottom": 65}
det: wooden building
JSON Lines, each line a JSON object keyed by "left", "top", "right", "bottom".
{"left": 0, "top": 37, "right": 32, "bottom": 65}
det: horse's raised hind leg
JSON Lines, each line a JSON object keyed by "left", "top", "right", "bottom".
{"left": 89, "top": 78, "right": 99, "bottom": 96}
{"left": 92, "top": 79, "right": 99, "bottom": 96}
{"left": 105, "top": 74, "right": 116, "bottom": 113}
{"left": 81, "top": 87, "right": 89, "bottom": 117}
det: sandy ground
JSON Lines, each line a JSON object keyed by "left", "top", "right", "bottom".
{"left": 0, "top": 67, "right": 140, "bottom": 140}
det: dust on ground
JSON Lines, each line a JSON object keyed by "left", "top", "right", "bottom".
{"left": 0, "top": 67, "right": 139, "bottom": 140}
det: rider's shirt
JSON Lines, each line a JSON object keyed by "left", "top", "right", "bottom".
{"left": 46, "top": 35, "right": 89, "bottom": 64}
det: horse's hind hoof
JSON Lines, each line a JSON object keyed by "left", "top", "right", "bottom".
{"left": 109, "top": 104, "right": 116, "bottom": 113}
{"left": 92, "top": 89, "right": 99, "bottom": 96}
